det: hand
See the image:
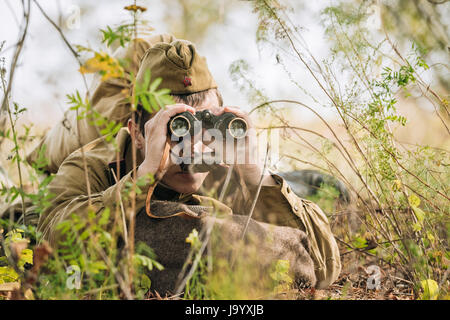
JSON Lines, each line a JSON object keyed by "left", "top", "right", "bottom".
{"left": 207, "top": 215, "right": 317, "bottom": 287}
{"left": 217, "top": 106, "right": 277, "bottom": 186}
{"left": 137, "top": 104, "right": 196, "bottom": 179}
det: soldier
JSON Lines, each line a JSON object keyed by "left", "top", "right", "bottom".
{"left": 35, "top": 38, "right": 341, "bottom": 295}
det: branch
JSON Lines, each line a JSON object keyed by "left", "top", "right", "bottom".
{"left": 0, "top": 0, "right": 31, "bottom": 114}
{"left": 32, "top": 0, "right": 95, "bottom": 206}
{"left": 236, "top": 149, "right": 271, "bottom": 243}
{"left": 32, "top": 0, "right": 89, "bottom": 93}
{"left": 32, "top": 0, "right": 80, "bottom": 61}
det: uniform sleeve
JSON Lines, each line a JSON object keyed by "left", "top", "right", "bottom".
{"left": 37, "top": 153, "right": 149, "bottom": 247}
{"left": 252, "top": 174, "right": 342, "bottom": 289}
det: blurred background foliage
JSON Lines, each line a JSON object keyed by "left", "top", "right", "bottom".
{"left": 0, "top": 0, "right": 449, "bottom": 299}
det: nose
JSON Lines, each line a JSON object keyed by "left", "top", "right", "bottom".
{"left": 180, "top": 122, "right": 219, "bottom": 162}
{"left": 191, "top": 134, "right": 213, "bottom": 154}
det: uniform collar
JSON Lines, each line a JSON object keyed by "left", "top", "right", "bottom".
{"left": 153, "top": 181, "right": 195, "bottom": 202}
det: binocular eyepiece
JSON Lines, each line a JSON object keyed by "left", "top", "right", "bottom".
{"left": 168, "top": 110, "right": 248, "bottom": 139}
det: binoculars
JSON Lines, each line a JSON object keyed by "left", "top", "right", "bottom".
{"left": 168, "top": 110, "right": 248, "bottom": 139}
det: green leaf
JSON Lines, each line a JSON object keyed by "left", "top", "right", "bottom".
{"left": 79, "top": 229, "right": 90, "bottom": 241}
{"left": 0, "top": 256, "right": 8, "bottom": 266}
{"left": 156, "top": 88, "right": 171, "bottom": 96}
{"left": 408, "top": 194, "right": 421, "bottom": 207}
{"left": 149, "top": 77, "right": 162, "bottom": 92}
{"left": 0, "top": 266, "right": 19, "bottom": 283}
{"left": 87, "top": 261, "right": 107, "bottom": 274}
{"left": 270, "top": 260, "right": 292, "bottom": 285}
{"left": 98, "top": 208, "right": 110, "bottom": 226}
{"left": 140, "top": 94, "right": 151, "bottom": 113}
{"left": 19, "top": 249, "right": 33, "bottom": 267}
{"left": 412, "top": 206, "right": 425, "bottom": 223}
{"left": 148, "top": 94, "right": 159, "bottom": 112}
{"left": 139, "top": 274, "right": 151, "bottom": 291}
{"left": 352, "top": 236, "right": 367, "bottom": 249}
{"left": 143, "top": 69, "right": 151, "bottom": 91}
{"left": 133, "top": 254, "right": 164, "bottom": 272}
{"left": 420, "top": 279, "right": 439, "bottom": 300}
{"left": 412, "top": 222, "right": 422, "bottom": 232}
{"left": 159, "top": 95, "right": 174, "bottom": 107}
{"left": 275, "top": 259, "right": 290, "bottom": 274}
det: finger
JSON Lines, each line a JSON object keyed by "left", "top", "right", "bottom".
{"left": 223, "top": 106, "right": 247, "bottom": 118}
{"left": 165, "top": 103, "right": 196, "bottom": 112}
{"left": 223, "top": 106, "right": 252, "bottom": 126}
{"left": 148, "top": 104, "right": 195, "bottom": 128}
{"left": 211, "top": 107, "right": 227, "bottom": 116}
{"left": 223, "top": 106, "right": 241, "bottom": 112}
{"left": 163, "top": 104, "right": 196, "bottom": 118}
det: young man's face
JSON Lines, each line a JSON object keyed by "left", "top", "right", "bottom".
{"left": 137, "top": 93, "right": 222, "bottom": 194}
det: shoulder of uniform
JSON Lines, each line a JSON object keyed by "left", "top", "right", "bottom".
{"left": 63, "top": 136, "right": 115, "bottom": 169}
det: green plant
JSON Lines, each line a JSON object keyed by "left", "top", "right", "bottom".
{"left": 229, "top": 0, "right": 449, "bottom": 299}
{"left": 0, "top": 3, "right": 174, "bottom": 300}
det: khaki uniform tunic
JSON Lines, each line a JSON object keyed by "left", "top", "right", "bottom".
{"left": 22, "top": 34, "right": 340, "bottom": 289}
{"left": 37, "top": 128, "right": 341, "bottom": 289}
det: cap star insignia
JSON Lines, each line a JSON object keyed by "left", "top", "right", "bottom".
{"left": 183, "top": 76, "right": 192, "bottom": 87}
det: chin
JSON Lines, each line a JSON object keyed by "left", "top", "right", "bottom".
{"left": 171, "top": 184, "right": 200, "bottom": 194}
{"left": 162, "top": 171, "right": 207, "bottom": 194}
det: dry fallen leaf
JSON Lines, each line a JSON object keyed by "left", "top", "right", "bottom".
{"left": 0, "top": 282, "right": 20, "bottom": 292}
{"left": 10, "top": 240, "right": 28, "bottom": 261}
{"left": 31, "top": 242, "right": 53, "bottom": 273}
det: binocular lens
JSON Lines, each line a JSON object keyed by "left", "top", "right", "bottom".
{"left": 170, "top": 116, "right": 190, "bottom": 137}
{"left": 228, "top": 118, "right": 248, "bottom": 139}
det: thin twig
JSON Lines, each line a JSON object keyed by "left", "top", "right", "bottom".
{"left": 1, "top": 58, "right": 27, "bottom": 226}
{"left": 32, "top": 0, "right": 80, "bottom": 60}
{"left": 91, "top": 240, "right": 133, "bottom": 300}
{"left": 110, "top": 168, "right": 129, "bottom": 247}
{"left": 0, "top": 0, "right": 31, "bottom": 114}
{"left": 32, "top": 0, "right": 96, "bottom": 208}
{"left": 127, "top": 0, "right": 139, "bottom": 293}
{"left": 240, "top": 143, "right": 270, "bottom": 240}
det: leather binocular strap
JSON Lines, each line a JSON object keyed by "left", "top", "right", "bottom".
{"left": 145, "top": 137, "right": 201, "bottom": 219}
